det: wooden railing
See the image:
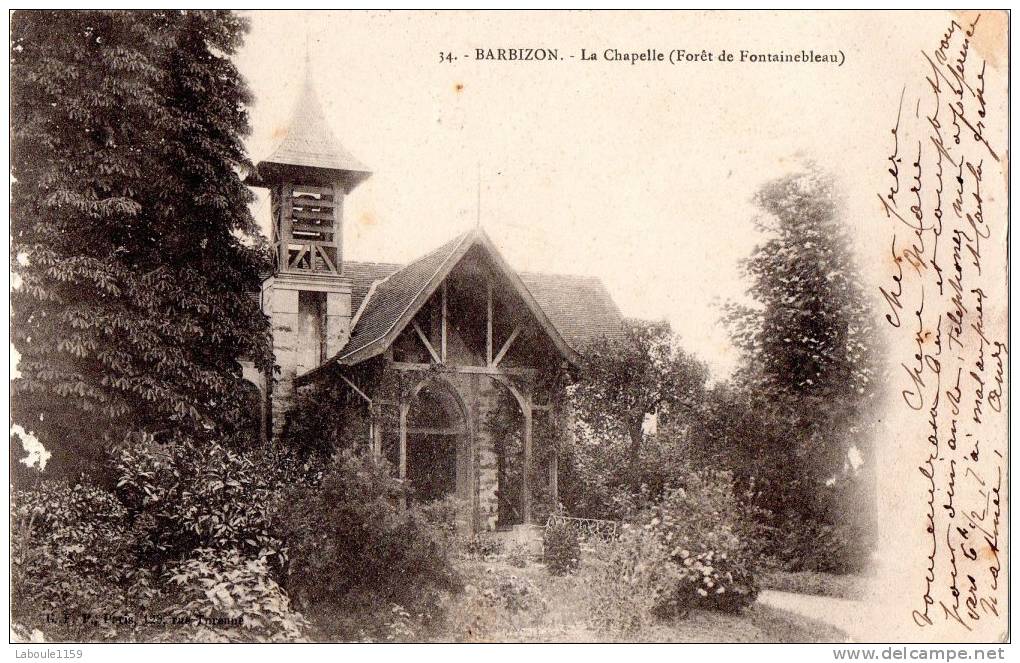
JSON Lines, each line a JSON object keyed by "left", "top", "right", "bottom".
{"left": 545, "top": 514, "right": 619, "bottom": 541}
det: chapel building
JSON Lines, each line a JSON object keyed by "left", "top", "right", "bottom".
{"left": 245, "top": 73, "right": 625, "bottom": 532}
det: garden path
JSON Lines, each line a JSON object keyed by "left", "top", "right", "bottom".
{"left": 757, "top": 590, "right": 863, "bottom": 641}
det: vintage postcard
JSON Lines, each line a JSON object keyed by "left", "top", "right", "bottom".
{"left": 7, "top": 8, "right": 1009, "bottom": 652}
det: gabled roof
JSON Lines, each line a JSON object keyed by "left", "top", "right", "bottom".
{"left": 338, "top": 232, "right": 473, "bottom": 365}
{"left": 332, "top": 228, "right": 585, "bottom": 369}
{"left": 295, "top": 229, "right": 626, "bottom": 384}
{"left": 341, "top": 262, "right": 626, "bottom": 353}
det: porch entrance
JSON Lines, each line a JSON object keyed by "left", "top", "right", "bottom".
{"left": 404, "top": 379, "right": 467, "bottom": 502}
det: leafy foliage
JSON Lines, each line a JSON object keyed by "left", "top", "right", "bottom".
{"left": 483, "top": 387, "right": 560, "bottom": 527}
{"left": 637, "top": 471, "right": 765, "bottom": 614}
{"left": 724, "top": 167, "right": 880, "bottom": 485}
{"left": 463, "top": 534, "right": 505, "bottom": 561}
{"left": 573, "top": 320, "right": 707, "bottom": 489}
{"left": 721, "top": 166, "right": 880, "bottom": 571}
{"left": 543, "top": 521, "right": 581, "bottom": 575}
{"left": 441, "top": 566, "right": 548, "bottom": 641}
{"left": 505, "top": 541, "right": 532, "bottom": 568}
{"left": 12, "top": 441, "right": 316, "bottom": 642}
{"left": 585, "top": 527, "right": 670, "bottom": 636}
{"left": 586, "top": 469, "right": 763, "bottom": 634}
{"left": 162, "top": 548, "right": 310, "bottom": 642}
{"left": 759, "top": 478, "right": 875, "bottom": 574}
{"left": 416, "top": 495, "right": 468, "bottom": 559}
{"left": 114, "top": 436, "right": 315, "bottom": 570}
{"left": 479, "top": 570, "right": 546, "bottom": 614}
{"left": 11, "top": 482, "right": 149, "bottom": 641}
{"left": 273, "top": 450, "right": 462, "bottom": 640}
{"left": 559, "top": 423, "right": 693, "bottom": 522}
{"left": 281, "top": 374, "right": 376, "bottom": 459}
{"left": 10, "top": 10, "right": 272, "bottom": 478}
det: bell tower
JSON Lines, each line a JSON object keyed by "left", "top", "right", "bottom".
{"left": 247, "top": 68, "right": 371, "bottom": 437}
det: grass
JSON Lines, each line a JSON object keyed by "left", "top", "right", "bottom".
{"left": 761, "top": 569, "right": 868, "bottom": 601}
{"left": 432, "top": 552, "right": 848, "bottom": 643}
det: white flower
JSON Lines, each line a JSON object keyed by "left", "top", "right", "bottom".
{"left": 697, "top": 588, "right": 708, "bottom": 597}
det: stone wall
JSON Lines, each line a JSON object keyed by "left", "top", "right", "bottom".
{"left": 475, "top": 375, "right": 504, "bottom": 531}
{"left": 265, "top": 285, "right": 299, "bottom": 438}
{"left": 264, "top": 274, "right": 353, "bottom": 438}
{"left": 427, "top": 372, "right": 506, "bottom": 532}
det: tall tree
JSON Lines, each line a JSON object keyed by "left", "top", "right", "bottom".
{"left": 572, "top": 319, "right": 708, "bottom": 489}
{"left": 725, "top": 167, "right": 880, "bottom": 490}
{"left": 11, "top": 11, "right": 272, "bottom": 478}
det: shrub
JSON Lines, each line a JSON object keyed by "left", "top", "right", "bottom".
{"left": 114, "top": 438, "right": 309, "bottom": 569}
{"left": 558, "top": 433, "right": 629, "bottom": 520}
{"left": 479, "top": 569, "right": 545, "bottom": 614}
{"left": 273, "top": 450, "right": 461, "bottom": 640}
{"left": 464, "top": 534, "right": 504, "bottom": 560}
{"left": 764, "top": 509, "right": 872, "bottom": 575}
{"left": 11, "top": 481, "right": 148, "bottom": 641}
{"left": 584, "top": 527, "right": 668, "bottom": 636}
{"left": 559, "top": 429, "right": 694, "bottom": 522}
{"left": 543, "top": 521, "right": 581, "bottom": 575}
{"left": 584, "top": 469, "right": 764, "bottom": 632}
{"left": 417, "top": 495, "right": 466, "bottom": 558}
{"left": 441, "top": 567, "right": 547, "bottom": 641}
{"left": 12, "top": 443, "right": 320, "bottom": 643}
{"left": 639, "top": 470, "right": 765, "bottom": 614}
{"left": 504, "top": 541, "right": 530, "bottom": 568}
{"left": 161, "top": 548, "right": 309, "bottom": 642}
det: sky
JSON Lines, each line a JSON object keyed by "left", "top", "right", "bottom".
{"left": 232, "top": 10, "right": 943, "bottom": 378}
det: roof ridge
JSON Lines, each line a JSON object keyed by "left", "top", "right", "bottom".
{"left": 520, "top": 269, "right": 601, "bottom": 280}
{"left": 346, "top": 259, "right": 405, "bottom": 268}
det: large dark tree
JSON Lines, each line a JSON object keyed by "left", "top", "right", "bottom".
{"left": 720, "top": 168, "right": 880, "bottom": 573}
{"left": 11, "top": 11, "right": 272, "bottom": 478}
{"left": 725, "top": 167, "right": 879, "bottom": 486}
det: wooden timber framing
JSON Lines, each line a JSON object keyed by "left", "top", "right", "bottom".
{"left": 388, "top": 360, "right": 536, "bottom": 377}
{"left": 441, "top": 282, "right": 448, "bottom": 362}
{"left": 412, "top": 321, "right": 442, "bottom": 363}
{"left": 274, "top": 181, "right": 343, "bottom": 276}
{"left": 486, "top": 282, "right": 493, "bottom": 365}
{"left": 398, "top": 402, "right": 409, "bottom": 479}
{"left": 279, "top": 183, "right": 293, "bottom": 270}
{"left": 522, "top": 390, "right": 533, "bottom": 524}
{"left": 491, "top": 325, "right": 521, "bottom": 367}
{"left": 331, "top": 182, "right": 344, "bottom": 271}
{"left": 323, "top": 227, "right": 582, "bottom": 370}
{"left": 363, "top": 356, "right": 551, "bottom": 529}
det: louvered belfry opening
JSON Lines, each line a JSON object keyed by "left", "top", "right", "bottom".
{"left": 273, "top": 182, "right": 344, "bottom": 275}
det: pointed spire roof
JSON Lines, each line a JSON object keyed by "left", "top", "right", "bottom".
{"left": 249, "top": 67, "right": 371, "bottom": 189}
